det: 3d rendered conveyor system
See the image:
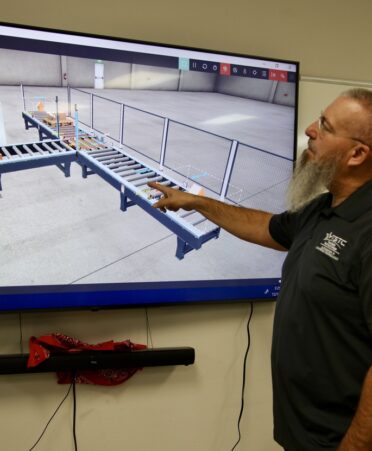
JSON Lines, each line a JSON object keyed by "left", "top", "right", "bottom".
{"left": 0, "top": 111, "right": 220, "bottom": 259}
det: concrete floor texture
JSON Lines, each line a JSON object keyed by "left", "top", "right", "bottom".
{"left": 0, "top": 83, "right": 294, "bottom": 288}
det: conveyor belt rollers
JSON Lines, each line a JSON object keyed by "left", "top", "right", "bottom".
{"left": 3, "top": 110, "right": 221, "bottom": 258}
{"left": 0, "top": 140, "right": 70, "bottom": 160}
{"left": 80, "top": 148, "right": 221, "bottom": 258}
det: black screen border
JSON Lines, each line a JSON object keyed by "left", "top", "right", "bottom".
{"left": 0, "top": 21, "right": 299, "bottom": 312}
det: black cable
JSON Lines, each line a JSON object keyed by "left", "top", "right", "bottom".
{"left": 18, "top": 312, "right": 24, "bottom": 354}
{"left": 72, "top": 375, "right": 78, "bottom": 451}
{"left": 231, "top": 302, "right": 254, "bottom": 451}
{"left": 28, "top": 381, "right": 73, "bottom": 451}
{"left": 145, "top": 307, "right": 154, "bottom": 348}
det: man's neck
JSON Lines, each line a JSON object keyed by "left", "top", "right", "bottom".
{"left": 330, "top": 177, "right": 370, "bottom": 207}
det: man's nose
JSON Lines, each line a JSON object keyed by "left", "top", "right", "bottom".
{"left": 305, "top": 120, "right": 318, "bottom": 139}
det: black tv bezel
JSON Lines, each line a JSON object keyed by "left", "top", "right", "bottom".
{"left": 0, "top": 21, "right": 299, "bottom": 312}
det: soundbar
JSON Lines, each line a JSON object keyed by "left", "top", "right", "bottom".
{"left": 0, "top": 347, "right": 195, "bottom": 374}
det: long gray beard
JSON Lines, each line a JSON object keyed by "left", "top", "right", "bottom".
{"left": 286, "top": 151, "right": 338, "bottom": 213}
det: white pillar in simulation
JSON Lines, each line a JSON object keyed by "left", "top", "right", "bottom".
{"left": 94, "top": 60, "right": 104, "bottom": 89}
{"left": 0, "top": 102, "right": 7, "bottom": 146}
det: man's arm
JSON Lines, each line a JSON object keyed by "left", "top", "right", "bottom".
{"left": 148, "top": 182, "right": 286, "bottom": 251}
{"left": 338, "top": 367, "right": 372, "bottom": 451}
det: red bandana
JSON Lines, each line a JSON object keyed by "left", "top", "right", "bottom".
{"left": 28, "top": 333, "right": 147, "bottom": 385}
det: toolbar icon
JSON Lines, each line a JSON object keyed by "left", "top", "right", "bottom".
{"left": 189, "top": 60, "right": 221, "bottom": 73}
{"left": 220, "top": 63, "right": 231, "bottom": 76}
{"left": 178, "top": 58, "right": 190, "bottom": 71}
{"left": 269, "top": 69, "right": 288, "bottom": 82}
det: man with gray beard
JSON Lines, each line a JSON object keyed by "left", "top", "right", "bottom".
{"left": 286, "top": 146, "right": 343, "bottom": 213}
{"left": 149, "top": 88, "right": 372, "bottom": 451}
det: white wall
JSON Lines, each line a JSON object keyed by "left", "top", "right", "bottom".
{"left": 104, "top": 61, "right": 132, "bottom": 89}
{"left": 66, "top": 56, "right": 95, "bottom": 88}
{"left": 130, "top": 64, "right": 180, "bottom": 90}
{"left": 2, "top": 0, "right": 370, "bottom": 82}
{"left": 0, "top": 0, "right": 371, "bottom": 450}
{"left": 179, "top": 71, "right": 217, "bottom": 92}
{"left": 0, "top": 51, "right": 295, "bottom": 105}
{"left": 297, "top": 79, "right": 372, "bottom": 154}
{"left": 0, "top": 49, "right": 61, "bottom": 85}
{"left": 0, "top": 303, "right": 276, "bottom": 451}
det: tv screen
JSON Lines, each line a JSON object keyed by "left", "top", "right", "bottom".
{"left": 0, "top": 22, "right": 299, "bottom": 311}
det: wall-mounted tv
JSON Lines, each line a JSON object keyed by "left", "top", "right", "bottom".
{"left": 0, "top": 22, "right": 299, "bottom": 311}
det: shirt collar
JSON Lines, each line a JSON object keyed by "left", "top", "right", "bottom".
{"left": 328, "top": 180, "right": 372, "bottom": 221}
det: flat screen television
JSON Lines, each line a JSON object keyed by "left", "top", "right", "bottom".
{"left": 0, "top": 22, "right": 299, "bottom": 311}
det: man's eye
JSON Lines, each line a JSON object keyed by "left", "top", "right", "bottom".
{"left": 323, "top": 124, "right": 331, "bottom": 132}
{"left": 320, "top": 119, "right": 331, "bottom": 133}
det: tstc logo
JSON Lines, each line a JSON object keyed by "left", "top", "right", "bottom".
{"left": 316, "top": 232, "right": 348, "bottom": 261}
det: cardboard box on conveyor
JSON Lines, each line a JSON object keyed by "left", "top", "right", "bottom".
{"left": 43, "top": 112, "right": 74, "bottom": 127}
{"left": 66, "top": 136, "right": 108, "bottom": 151}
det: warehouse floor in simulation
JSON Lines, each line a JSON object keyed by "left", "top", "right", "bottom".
{"left": 0, "top": 86, "right": 293, "bottom": 287}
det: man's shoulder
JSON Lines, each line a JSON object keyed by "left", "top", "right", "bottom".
{"left": 275, "top": 192, "right": 330, "bottom": 222}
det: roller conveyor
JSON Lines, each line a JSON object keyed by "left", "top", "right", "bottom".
{"left": 0, "top": 109, "right": 221, "bottom": 259}
{"left": 0, "top": 139, "right": 73, "bottom": 160}
{"left": 77, "top": 148, "right": 220, "bottom": 259}
{"left": 0, "top": 140, "right": 75, "bottom": 191}
{"left": 23, "top": 111, "right": 65, "bottom": 141}
{"left": 22, "top": 111, "right": 110, "bottom": 152}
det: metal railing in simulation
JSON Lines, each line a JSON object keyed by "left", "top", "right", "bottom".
{"left": 68, "top": 87, "right": 294, "bottom": 207}
{"left": 7, "top": 88, "right": 221, "bottom": 259}
{"left": 21, "top": 85, "right": 69, "bottom": 124}
{"left": 76, "top": 147, "right": 221, "bottom": 259}
{"left": 226, "top": 142, "right": 293, "bottom": 209}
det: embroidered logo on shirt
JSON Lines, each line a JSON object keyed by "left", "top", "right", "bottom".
{"left": 315, "top": 232, "right": 347, "bottom": 261}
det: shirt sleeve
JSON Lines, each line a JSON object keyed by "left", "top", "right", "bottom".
{"left": 269, "top": 194, "right": 331, "bottom": 250}
{"left": 269, "top": 211, "right": 299, "bottom": 250}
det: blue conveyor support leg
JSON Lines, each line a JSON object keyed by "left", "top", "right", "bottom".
{"left": 82, "top": 165, "right": 88, "bottom": 179}
{"left": 176, "top": 237, "right": 195, "bottom": 260}
{"left": 56, "top": 161, "right": 71, "bottom": 177}
{"left": 81, "top": 164, "right": 95, "bottom": 178}
{"left": 120, "top": 189, "right": 136, "bottom": 212}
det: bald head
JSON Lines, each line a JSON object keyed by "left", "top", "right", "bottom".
{"left": 340, "top": 88, "right": 372, "bottom": 148}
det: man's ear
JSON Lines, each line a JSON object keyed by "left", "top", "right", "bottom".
{"left": 347, "top": 144, "right": 370, "bottom": 166}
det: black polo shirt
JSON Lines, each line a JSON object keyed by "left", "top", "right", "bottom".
{"left": 269, "top": 180, "right": 372, "bottom": 451}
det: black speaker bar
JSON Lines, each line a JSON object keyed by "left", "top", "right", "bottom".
{"left": 0, "top": 347, "right": 195, "bottom": 375}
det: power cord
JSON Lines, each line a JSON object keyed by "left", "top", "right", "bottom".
{"left": 18, "top": 312, "right": 24, "bottom": 354}
{"left": 145, "top": 307, "right": 154, "bottom": 348}
{"left": 72, "top": 377, "right": 78, "bottom": 451}
{"left": 28, "top": 374, "right": 78, "bottom": 451}
{"left": 230, "top": 302, "right": 254, "bottom": 451}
